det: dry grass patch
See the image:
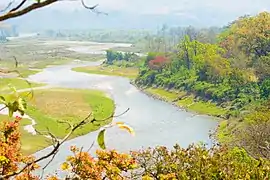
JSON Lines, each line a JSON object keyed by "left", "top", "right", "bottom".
{"left": 26, "top": 88, "right": 115, "bottom": 139}
{"left": 73, "top": 65, "right": 139, "bottom": 79}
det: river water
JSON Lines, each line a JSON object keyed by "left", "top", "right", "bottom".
{"left": 26, "top": 42, "right": 218, "bottom": 177}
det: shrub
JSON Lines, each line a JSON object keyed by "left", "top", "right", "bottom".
{"left": 131, "top": 144, "right": 270, "bottom": 180}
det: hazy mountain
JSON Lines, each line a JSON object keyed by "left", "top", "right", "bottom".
{"left": 4, "top": 7, "right": 259, "bottom": 32}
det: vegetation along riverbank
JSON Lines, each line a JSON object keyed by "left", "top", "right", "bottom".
{"left": 72, "top": 49, "right": 141, "bottom": 79}
{"left": 133, "top": 12, "right": 270, "bottom": 158}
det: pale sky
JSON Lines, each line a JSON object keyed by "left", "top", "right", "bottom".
{"left": 0, "top": 0, "right": 269, "bottom": 15}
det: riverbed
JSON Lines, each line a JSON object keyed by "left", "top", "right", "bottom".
{"left": 26, "top": 41, "right": 218, "bottom": 177}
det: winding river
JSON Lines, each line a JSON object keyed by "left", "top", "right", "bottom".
{"left": 26, "top": 41, "right": 218, "bottom": 177}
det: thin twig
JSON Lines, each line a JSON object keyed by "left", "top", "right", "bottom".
{"left": 87, "top": 141, "right": 95, "bottom": 152}
{"left": 0, "top": 0, "right": 105, "bottom": 22}
{"left": 81, "top": 0, "right": 108, "bottom": 15}
{"left": 0, "top": 0, "right": 58, "bottom": 21}
{"left": 9, "top": 0, "right": 27, "bottom": 12}
{"left": 0, "top": 0, "right": 15, "bottom": 12}
{"left": 0, "top": 105, "right": 7, "bottom": 112}
{"left": 40, "top": 149, "right": 59, "bottom": 179}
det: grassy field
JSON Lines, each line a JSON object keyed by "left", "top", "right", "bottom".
{"left": 26, "top": 88, "right": 115, "bottom": 139}
{"left": 19, "top": 69, "right": 41, "bottom": 78}
{"left": 73, "top": 65, "right": 139, "bottom": 79}
{"left": 145, "top": 88, "right": 183, "bottom": 101}
{"left": 0, "top": 88, "right": 115, "bottom": 155}
{"left": 0, "top": 78, "right": 44, "bottom": 92}
{"left": 145, "top": 87, "right": 227, "bottom": 117}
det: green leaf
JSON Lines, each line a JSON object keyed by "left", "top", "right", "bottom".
{"left": 8, "top": 106, "right": 14, "bottom": 117}
{"left": 8, "top": 85, "right": 17, "bottom": 94}
{"left": 12, "top": 101, "right": 19, "bottom": 112}
{"left": 97, "top": 129, "right": 106, "bottom": 149}
{"left": 0, "top": 96, "right": 6, "bottom": 104}
{"left": 18, "top": 109, "right": 25, "bottom": 116}
{"left": 18, "top": 98, "right": 27, "bottom": 112}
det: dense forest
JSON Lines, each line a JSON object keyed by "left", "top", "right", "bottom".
{"left": 135, "top": 12, "right": 270, "bottom": 159}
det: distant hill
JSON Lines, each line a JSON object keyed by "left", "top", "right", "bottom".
{"left": 4, "top": 7, "right": 262, "bottom": 32}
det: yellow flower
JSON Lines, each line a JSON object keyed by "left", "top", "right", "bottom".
{"left": 0, "top": 156, "right": 9, "bottom": 165}
{"left": 61, "top": 162, "right": 70, "bottom": 171}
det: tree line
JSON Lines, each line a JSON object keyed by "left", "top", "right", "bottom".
{"left": 105, "top": 50, "right": 141, "bottom": 67}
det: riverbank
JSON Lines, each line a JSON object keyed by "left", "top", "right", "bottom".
{"left": 132, "top": 82, "right": 227, "bottom": 119}
{"left": 131, "top": 82, "right": 232, "bottom": 143}
{"left": 73, "top": 65, "right": 139, "bottom": 79}
{"left": 72, "top": 64, "right": 226, "bottom": 118}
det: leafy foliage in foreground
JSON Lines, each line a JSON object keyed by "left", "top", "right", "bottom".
{"left": 0, "top": 116, "right": 40, "bottom": 179}
{"left": 132, "top": 144, "right": 270, "bottom": 180}
{"left": 1, "top": 115, "right": 269, "bottom": 179}
{"left": 61, "top": 146, "right": 137, "bottom": 180}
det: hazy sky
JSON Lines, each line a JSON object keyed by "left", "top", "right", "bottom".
{"left": 0, "top": 0, "right": 269, "bottom": 15}
{"left": 0, "top": 0, "right": 269, "bottom": 29}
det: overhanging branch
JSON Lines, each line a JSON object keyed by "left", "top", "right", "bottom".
{"left": 9, "top": 0, "right": 27, "bottom": 12}
{"left": 0, "top": 0, "right": 58, "bottom": 21}
{"left": 0, "top": 0, "right": 15, "bottom": 13}
{"left": 0, "top": 0, "right": 107, "bottom": 22}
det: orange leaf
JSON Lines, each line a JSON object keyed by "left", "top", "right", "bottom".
{"left": 117, "top": 124, "right": 135, "bottom": 136}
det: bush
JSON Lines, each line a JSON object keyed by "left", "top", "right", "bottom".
{"left": 131, "top": 144, "right": 270, "bottom": 180}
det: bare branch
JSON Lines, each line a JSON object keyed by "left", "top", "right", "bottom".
{"left": 114, "top": 108, "right": 130, "bottom": 118}
{"left": 9, "top": 0, "right": 27, "bottom": 12}
{"left": 86, "top": 140, "right": 95, "bottom": 152}
{"left": 0, "top": 0, "right": 107, "bottom": 22}
{"left": 81, "top": 1, "right": 98, "bottom": 10}
{"left": 13, "top": 56, "right": 18, "bottom": 68}
{"left": 58, "top": 120, "right": 73, "bottom": 130}
{"left": 0, "top": 0, "right": 58, "bottom": 22}
{"left": 39, "top": 149, "right": 59, "bottom": 179}
{"left": 0, "top": 105, "right": 7, "bottom": 112}
{"left": 0, "top": 0, "right": 15, "bottom": 13}
{"left": 81, "top": 0, "right": 108, "bottom": 15}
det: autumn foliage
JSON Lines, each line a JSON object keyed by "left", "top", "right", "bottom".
{"left": 0, "top": 116, "right": 137, "bottom": 180}
{"left": 0, "top": 116, "right": 39, "bottom": 180}
{"left": 61, "top": 146, "right": 137, "bottom": 179}
{"left": 132, "top": 144, "right": 270, "bottom": 180}
{"left": 148, "top": 56, "right": 170, "bottom": 70}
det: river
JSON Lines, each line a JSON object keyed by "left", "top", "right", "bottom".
{"left": 26, "top": 41, "right": 218, "bottom": 177}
